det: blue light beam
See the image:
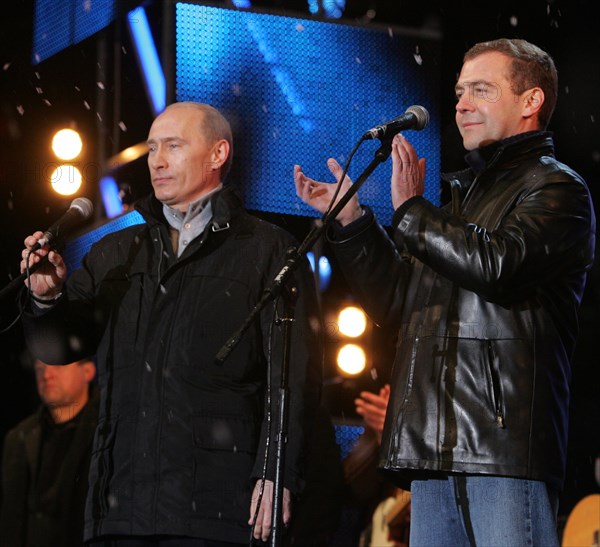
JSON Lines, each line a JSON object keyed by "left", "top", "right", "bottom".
{"left": 127, "top": 6, "right": 166, "bottom": 115}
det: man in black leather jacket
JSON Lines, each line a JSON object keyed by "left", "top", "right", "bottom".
{"left": 20, "top": 102, "right": 322, "bottom": 546}
{"left": 295, "top": 38, "right": 595, "bottom": 546}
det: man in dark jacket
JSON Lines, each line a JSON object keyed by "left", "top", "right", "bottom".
{"left": 0, "top": 357, "right": 98, "bottom": 546}
{"left": 295, "top": 38, "right": 596, "bottom": 546}
{"left": 20, "top": 102, "right": 322, "bottom": 546}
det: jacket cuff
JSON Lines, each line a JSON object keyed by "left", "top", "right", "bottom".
{"left": 391, "top": 196, "right": 427, "bottom": 231}
{"left": 327, "top": 206, "right": 375, "bottom": 244}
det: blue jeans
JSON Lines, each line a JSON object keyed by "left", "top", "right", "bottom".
{"left": 86, "top": 538, "right": 245, "bottom": 546}
{"left": 410, "top": 475, "right": 559, "bottom": 547}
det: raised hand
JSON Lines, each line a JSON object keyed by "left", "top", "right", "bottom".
{"left": 294, "top": 158, "right": 363, "bottom": 226}
{"left": 355, "top": 384, "right": 391, "bottom": 444}
{"left": 391, "top": 133, "right": 426, "bottom": 210}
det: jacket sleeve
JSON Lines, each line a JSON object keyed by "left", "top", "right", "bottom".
{"left": 0, "top": 426, "right": 30, "bottom": 545}
{"left": 21, "top": 250, "right": 103, "bottom": 365}
{"left": 393, "top": 168, "right": 596, "bottom": 303}
{"left": 327, "top": 209, "right": 414, "bottom": 329}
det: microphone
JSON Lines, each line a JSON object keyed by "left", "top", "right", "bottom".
{"left": 363, "top": 105, "right": 429, "bottom": 140}
{"left": 31, "top": 197, "right": 94, "bottom": 251}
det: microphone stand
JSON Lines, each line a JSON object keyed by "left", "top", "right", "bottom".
{"left": 215, "top": 137, "right": 393, "bottom": 546}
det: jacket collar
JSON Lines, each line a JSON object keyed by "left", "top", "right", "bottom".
{"left": 442, "top": 130, "right": 555, "bottom": 185}
{"left": 134, "top": 185, "right": 245, "bottom": 230}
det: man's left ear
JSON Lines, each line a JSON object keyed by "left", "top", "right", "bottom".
{"left": 523, "top": 87, "right": 545, "bottom": 119}
{"left": 212, "top": 139, "right": 230, "bottom": 171}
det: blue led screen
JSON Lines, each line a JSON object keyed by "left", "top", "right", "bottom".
{"left": 32, "top": 0, "right": 116, "bottom": 64}
{"left": 175, "top": 2, "right": 441, "bottom": 225}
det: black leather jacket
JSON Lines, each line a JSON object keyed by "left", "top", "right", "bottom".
{"left": 331, "top": 132, "right": 596, "bottom": 490}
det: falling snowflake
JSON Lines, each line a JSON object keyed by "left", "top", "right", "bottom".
{"left": 510, "top": 16, "right": 518, "bottom": 27}
{"left": 118, "top": 121, "right": 127, "bottom": 132}
{"left": 413, "top": 46, "right": 423, "bottom": 66}
{"left": 3, "top": 62, "right": 11, "bottom": 71}
{"left": 108, "top": 494, "right": 118, "bottom": 508}
{"left": 96, "top": 81, "right": 105, "bottom": 90}
{"left": 16, "top": 105, "right": 25, "bottom": 115}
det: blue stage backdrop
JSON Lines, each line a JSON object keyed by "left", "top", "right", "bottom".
{"left": 32, "top": 0, "right": 116, "bottom": 63}
{"left": 175, "top": 2, "right": 441, "bottom": 225}
{"left": 62, "top": 3, "right": 441, "bottom": 272}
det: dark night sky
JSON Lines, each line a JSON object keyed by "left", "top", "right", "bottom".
{"left": 1, "top": 0, "right": 598, "bottom": 517}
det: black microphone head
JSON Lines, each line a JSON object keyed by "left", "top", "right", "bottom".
{"left": 405, "top": 105, "right": 429, "bottom": 130}
{"left": 70, "top": 197, "right": 94, "bottom": 219}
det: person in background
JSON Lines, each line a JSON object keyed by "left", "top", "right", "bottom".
{"left": 295, "top": 38, "right": 595, "bottom": 546}
{"left": 20, "top": 102, "right": 321, "bottom": 546}
{"left": 0, "top": 357, "right": 98, "bottom": 547}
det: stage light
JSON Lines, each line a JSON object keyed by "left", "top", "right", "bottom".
{"left": 307, "top": 251, "right": 332, "bottom": 292}
{"left": 51, "top": 128, "right": 83, "bottom": 160}
{"left": 338, "top": 305, "right": 367, "bottom": 337}
{"left": 127, "top": 6, "right": 166, "bottom": 115}
{"left": 337, "top": 343, "right": 366, "bottom": 375}
{"left": 50, "top": 164, "right": 83, "bottom": 195}
{"left": 100, "top": 176, "right": 123, "bottom": 218}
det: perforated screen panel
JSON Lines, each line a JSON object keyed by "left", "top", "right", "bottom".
{"left": 334, "top": 423, "right": 364, "bottom": 459}
{"left": 32, "top": 0, "right": 116, "bottom": 64}
{"left": 175, "top": 2, "right": 441, "bottom": 225}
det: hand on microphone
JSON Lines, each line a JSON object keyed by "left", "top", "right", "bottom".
{"left": 20, "top": 231, "right": 68, "bottom": 301}
{"left": 391, "top": 133, "right": 426, "bottom": 210}
{"left": 294, "top": 158, "right": 363, "bottom": 226}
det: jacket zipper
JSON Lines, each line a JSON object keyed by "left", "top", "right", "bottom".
{"left": 449, "top": 178, "right": 462, "bottom": 217}
{"left": 486, "top": 341, "right": 506, "bottom": 428}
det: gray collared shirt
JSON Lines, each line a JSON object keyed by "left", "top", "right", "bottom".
{"left": 162, "top": 184, "right": 223, "bottom": 257}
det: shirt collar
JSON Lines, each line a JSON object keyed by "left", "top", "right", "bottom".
{"left": 162, "top": 184, "right": 223, "bottom": 227}
{"left": 162, "top": 184, "right": 223, "bottom": 257}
